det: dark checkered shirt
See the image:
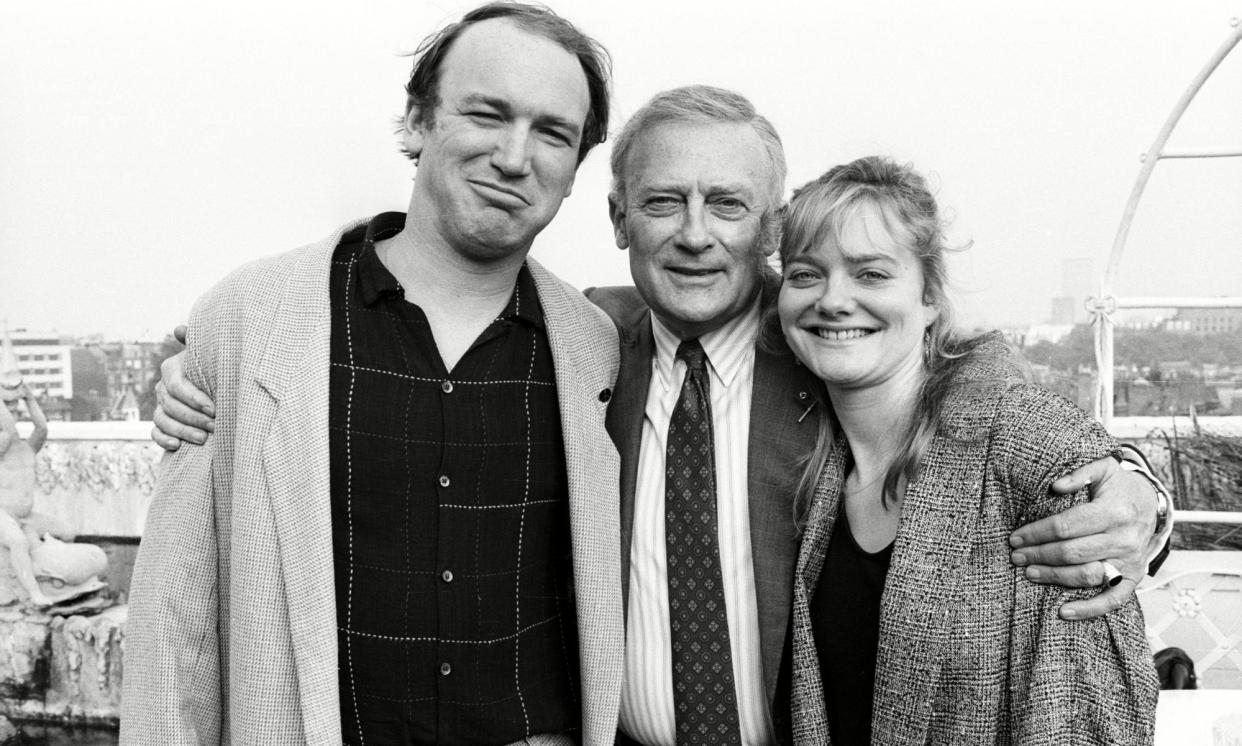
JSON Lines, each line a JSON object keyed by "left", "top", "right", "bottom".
{"left": 329, "top": 213, "right": 580, "bottom": 745}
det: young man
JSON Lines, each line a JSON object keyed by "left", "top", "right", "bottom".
{"left": 122, "top": 5, "right": 623, "bottom": 744}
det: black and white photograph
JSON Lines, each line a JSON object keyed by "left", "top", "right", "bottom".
{"left": 1, "top": 1, "right": 1239, "bottom": 744}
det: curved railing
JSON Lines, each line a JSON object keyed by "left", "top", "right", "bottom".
{"left": 1090, "top": 18, "right": 1242, "bottom": 427}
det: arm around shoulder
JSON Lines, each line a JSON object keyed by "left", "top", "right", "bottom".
{"left": 993, "top": 386, "right": 1158, "bottom": 742}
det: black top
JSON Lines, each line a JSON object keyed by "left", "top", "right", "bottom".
{"left": 809, "top": 505, "right": 894, "bottom": 746}
{"left": 329, "top": 213, "right": 579, "bottom": 745}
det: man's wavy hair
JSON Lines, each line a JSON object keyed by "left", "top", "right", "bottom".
{"left": 398, "top": 1, "right": 612, "bottom": 165}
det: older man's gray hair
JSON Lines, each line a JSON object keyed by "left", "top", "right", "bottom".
{"left": 608, "top": 85, "right": 787, "bottom": 214}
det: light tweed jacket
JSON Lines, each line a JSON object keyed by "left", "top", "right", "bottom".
{"left": 790, "top": 339, "right": 1158, "bottom": 745}
{"left": 121, "top": 221, "right": 625, "bottom": 746}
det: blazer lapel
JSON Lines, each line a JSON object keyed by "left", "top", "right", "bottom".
{"left": 530, "top": 260, "right": 625, "bottom": 746}
{"left": 254, "top": 242, "right": 342, "bottom": 741}
{"left": 789, "top": 437, "right": 848, "bottom": 746}
{"left": 870, "top": 432, "right": 987, "bottom": 745}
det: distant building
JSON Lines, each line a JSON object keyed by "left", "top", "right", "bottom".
{"left": 70, "top": 347, "right": 111, "bottom": 420}
{"left": 1021, "top": 323, "right": 1075, "bottom": 345}
{"left": 7, "top": 330, "right": 74, "bottom": 400}
{"left": 1166, "top": 307, "right": 1242, "bottom": 334}
{"left": 110, "top": 386, "right": 141, "bottom": 421}
{"left": 1049, "top": 296, "right": 1079, "bottom": 326}
{"left": 1049, "top": 257, "right": 1095, "bottom": 325}
{"left": 88, "top": 341, "right": 159, "bottom": 400}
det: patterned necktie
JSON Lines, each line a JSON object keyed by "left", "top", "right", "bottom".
{"left": 665, "top": 339, "right": 741, "bottom": 745}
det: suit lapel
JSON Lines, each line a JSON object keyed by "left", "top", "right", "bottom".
{"left": 608, "top": 312, "right": 654, "bottom": 609}
{"left": 747, "top": 326, "right": 821, "bottom": 708}
{"left": 253, "top": 241, "right": 342, "bottom": 741}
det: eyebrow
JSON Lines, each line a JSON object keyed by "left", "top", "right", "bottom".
{"left": 459, "top": 94, "right": 582, "bottom": 137}
{"left": 839, "top": 251, "right": 899, "bottom": 266}
{"left": 637, "top": 182, "right": 754, "bottom": 197}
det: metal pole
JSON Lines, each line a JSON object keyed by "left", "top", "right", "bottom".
{"left": 1094, "top": 20, "right": 1242, "bottom": 426}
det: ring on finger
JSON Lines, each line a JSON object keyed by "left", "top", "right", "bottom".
{"left": 1100, "top": 561, "right": 1123, "bottom": 588}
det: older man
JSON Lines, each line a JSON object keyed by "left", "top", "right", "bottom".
{"left": 122, "top": 5, "right": 623, "bottom": 745}
{"left": 153, "top": 84, "right": 1169, "bottom": 744}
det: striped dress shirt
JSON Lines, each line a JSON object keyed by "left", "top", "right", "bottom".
{"left": 619, "top": 299, "right": 772, "bottom": 746}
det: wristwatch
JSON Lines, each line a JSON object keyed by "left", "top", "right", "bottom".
{"left": 1115, "top": 444, "right": 1173, "bottom": 575}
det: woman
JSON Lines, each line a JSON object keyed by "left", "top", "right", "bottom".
{"left": 778, "top": 156, "right": 1157, "bottom": 745}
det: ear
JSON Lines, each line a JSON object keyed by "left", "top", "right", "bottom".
{"left": 607, "top": 194, "right": 629, "bottom": 250}
{"left": 922, "top": 302, "right": 940, "bottom": 329}
{"left": 401, "top": 99, "right": 427, "bottom": 161}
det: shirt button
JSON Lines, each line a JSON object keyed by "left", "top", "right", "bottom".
{"left": 441, "top": 380, "right": 453, "bottom": 394}
{"left": 441, "top": 569, "right": 454, "bottom": 583}
{"left": 439, "top": 662, "right": 452, "bottom": 676}
{"left": 438, "top": 475, "right": 450, "bottom": 488}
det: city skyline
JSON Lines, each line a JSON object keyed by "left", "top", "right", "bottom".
{"left": 2, "top": 1, "right": 1240, "bottom": 339}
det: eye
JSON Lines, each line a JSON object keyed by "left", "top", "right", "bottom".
{"left": 537, "top": 126, "right": 574, "bottom": 147}
{"left": 858, "top": 269, "right": 890, "bottom": 283}
{"left": 642, "top": 196, "right": 682, "bottom": 214}
{"left": 709, "top": 197, "right": 747, "bottom": 217}
{"left": 784, "top": 267, "right": 821, "bottom": 286}
{"left": 465, "top": 110, "right": 502, "bottom": 123}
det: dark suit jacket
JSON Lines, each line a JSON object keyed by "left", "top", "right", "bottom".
{"left": 586, "top": 273, "right": 822, "bottom": 742}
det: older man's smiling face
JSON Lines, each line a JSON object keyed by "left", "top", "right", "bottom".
{"left": 609, "top": 121, "right": 775, "bottom": 340}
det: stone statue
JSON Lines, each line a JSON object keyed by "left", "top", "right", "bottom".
{"left": 0, "top": 347, "right": 107, "bottom": 609}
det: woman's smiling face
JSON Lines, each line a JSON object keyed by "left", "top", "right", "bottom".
{"left": 779, "top": 202, "right": 939, "bottom": 393}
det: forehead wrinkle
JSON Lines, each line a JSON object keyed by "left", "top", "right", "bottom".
{"left": 634, "top": 177, "right": 756, "bottom": 198}
{"left": 458, "top": 93, "right": 509, "bottom": 111}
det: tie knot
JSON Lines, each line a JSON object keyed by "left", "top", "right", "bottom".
{"left": 675, "top": 339, "right": 707, "bottom": 373}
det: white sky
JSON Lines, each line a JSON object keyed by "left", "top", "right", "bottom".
{"left": 2, "top": 1, "right": 1240, "bottom": 340}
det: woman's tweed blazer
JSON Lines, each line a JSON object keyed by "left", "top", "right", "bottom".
{"left": 790, "top": 339, "right": 1158, "bottom": 745}
{"left": 121, "top": 221, "right": 625, "bottom": 745}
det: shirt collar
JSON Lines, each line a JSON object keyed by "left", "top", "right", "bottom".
{"left": 503, "top": 263, "right": 546, "bottom": 330}
{"left": 356, "top": 212, "right": 409, "bottom": 307}
{"left": 650, "top": 295, "right": 762, "bottom": 391}
{"left": 354, "top": 211, "right": 544, "bottom": 329}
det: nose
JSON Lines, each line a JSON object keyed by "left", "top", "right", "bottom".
{"left": 491, "top": 125, "right": 533, "bottom": 177}
{"left": 675, "top": 200, "right": 713, "bottom": 254}
{"left": 814, "top": 274, "right": 855, "bottom": 316}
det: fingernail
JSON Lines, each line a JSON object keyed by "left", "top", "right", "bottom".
{"left": 1061, "top": 608, "right": 1079, "bottom": 620}
{"left": 1010, "top": 535, "right": 1026, "bottom": 549}
{"left": 192, "top": 434, "right": 206, "bottom": 445}
{"left": 1082, "top": 477, "right": 1091, "bottom": 486}
{"left": 1025, "top": 566, "right": 1042, "bottom": 580}
{"left": 1011, "top": 551, "right": 1027, "bottom": 565}
{"left": 204, "top": 406, "right": 216, "bottom": 417}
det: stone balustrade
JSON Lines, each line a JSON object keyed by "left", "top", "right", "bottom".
{"left": 0, "top": 417, "right": 1238, "bottom": 733}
